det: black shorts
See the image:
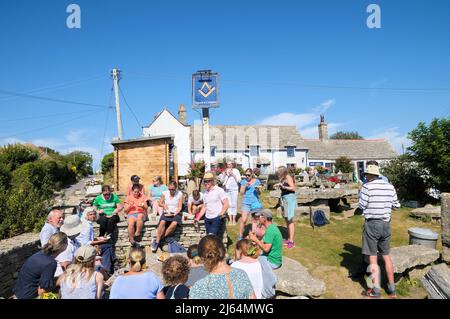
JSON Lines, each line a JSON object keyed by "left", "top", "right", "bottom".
{"left": 158, "top": 214, "right": 183, "bottom": 226}
{"left": 362, "top": 219, "right": 391, "bottom": 256}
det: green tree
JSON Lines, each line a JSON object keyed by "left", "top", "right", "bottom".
{"left": 0, "top": 144, "right": 40, "bottom": 171}
{"left": 380, "top": 154, "right": 430, "bottom": 202}
{"left": 101, "top": 152, "right": 114, "bottom": 175}
{"left": 334, "top": 156, "right": 354, "bottom": 173}
{"left": 64, "top": 151, "right": 93, "bottom": 177}
{"left": 330, "top": 131, "right": 364, "bottom": 140}
{"left": 408, "top": 118, "right": 450, "bottom": 192}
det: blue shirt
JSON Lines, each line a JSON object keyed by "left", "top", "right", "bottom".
{"left": 76, "top": 221, "right": 94, "bottom": 246}
{"left": 14, "top": 251, "right": 57, "bottom": 299}
{"left": 39, "top": 223, "right": 59, "bottom": 247}
{"left": 149, "top": 185, "right": 168, "bottom": 201}
{"left": 241, "top": 179, "right": 261, "bottom": 205}
{"left": 110, "top": 271, "right": 163, "bottom": 299}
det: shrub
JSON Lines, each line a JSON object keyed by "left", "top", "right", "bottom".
{"left": 101, "top": 152, "right": 114, "bottom": 175}
{"left": 0, "top": 144, "right": 40, "bottom": 171}
{"left": 334, "top": 156, "right": 354, "bottom": 173}
{"left": 187, "top": 160, "right": 206, "bottom": 179}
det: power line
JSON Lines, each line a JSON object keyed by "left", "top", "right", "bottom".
{"left": 0, "top": 110, "right": 103, "bottom": 140}
{"left": 0, "top": 88, "right": 111, "bottom": 109}
{"left": 127, "top": 71, "right": 449, "bottom": 93}
{"left": 0, "top": 110, "right": 94, "bottom": 122}
{"left": 118, "top": 85, "right": 142, "bottom": 128}
{"left": 0, "top": 75, "right": 108, "bottom": 102}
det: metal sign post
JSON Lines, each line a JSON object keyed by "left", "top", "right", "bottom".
{"left": 192, "top": 70, "right": 220, "bottom": 172}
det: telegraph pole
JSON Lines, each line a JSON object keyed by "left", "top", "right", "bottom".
{"left": 112, "top": 68, "right": 123, "bottom": 140}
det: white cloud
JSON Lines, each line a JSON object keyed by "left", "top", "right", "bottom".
{"left": 65, "top": 129, "right": 90, "bottom": 145}
{"left": 258, "top": 99, "right": 346, "bottom": 138}
{"left": 367, "top": 127, "right": 411, "bottom": 154}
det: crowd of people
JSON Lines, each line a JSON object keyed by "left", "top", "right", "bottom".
{"left": 12, "top": 160, "right": 400, "bottom": 299}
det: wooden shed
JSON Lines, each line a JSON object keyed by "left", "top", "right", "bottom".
{"left": 111, "top": 135, "right": 177, "bottom": 193}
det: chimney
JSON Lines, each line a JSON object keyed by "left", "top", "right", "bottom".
{"left": 178, "top": 104, "right": 187, "bottom": 125}
{"left": 318, "top": 115, "right": 328, "bottom": 140}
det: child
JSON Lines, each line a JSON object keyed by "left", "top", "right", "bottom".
{"left": 187, "top": 190, "right": 204, "bottom": 231}
{"left": 250, "top": 212, "right": 266, "bottom": 240}
{"left": 162, "top": 255, "right": 190, "bottom": 299}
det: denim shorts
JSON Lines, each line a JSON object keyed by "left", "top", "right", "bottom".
{"left": 241, "top": 203, "right": 251, "bottom": 212}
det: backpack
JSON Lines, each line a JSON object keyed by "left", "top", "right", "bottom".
{"left": 167, "top": 239, "right": 186, "bottom": 253}
{"left": 311, "top": 209, "right": 329, "bottom": 228}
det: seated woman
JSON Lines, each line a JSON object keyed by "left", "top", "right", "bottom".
{"left": 109, "top": 247, "right": 164, "bottom": 299}
{"left": 147, "top": 175, "right": 168, "bottom": 216}
{"left": 57, "top": 245, "right": 104, "bottom": 299}
{"left": 93, "top": 185, "right": 123, "bottom": 237}
{"left": 124, "top": 184, "right": 148, "bottom": 246}
{"left": 250, "top": 211, "right": 266, "bottom": 240}
{"left": 152, "top": 181, "right": 183, "bottom": 253}
{"left": 185, "top": 244, "right": 208, "bottom": 287}
{"left": 162, "top": 255, "right": 190, "bottom": 299}
{"left": 76, "top": 207, "right": 115, "bottom": 276}
{"left": 189, "top": 235, "right": 256, "bottom": 299}
{"left": 14, "top": 233, "right": 68, "bottom": 299}
{"left": 127, "top": 175, "right": 146, "bottom": 196}
{"left": 187, "top": 189, "right": 204, "bottom": 231}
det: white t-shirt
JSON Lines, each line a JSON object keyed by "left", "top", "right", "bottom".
{"left": 220, "top": 169, "right": 241, "bottom": 191}
{"left": 162, "top": 190, "right": 183, "bottom": 213}
{"left": 231, "top": 260, "right": 263, "bottom": 299}
{"left": 188, "top": 192, "right": 204, "bottom": 206}
{"left": 203, "top": 186, "right": 228, "bottom": 219}
{"left": 55, "top": 239, "right": 78, "bottom": 277}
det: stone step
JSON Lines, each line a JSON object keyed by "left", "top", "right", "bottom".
{"left": 390, "top": 245, "right": 440, "bottom": 274}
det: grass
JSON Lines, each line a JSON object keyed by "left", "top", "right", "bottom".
{"left": 226, "top": 190, "right": 442, "bottom": 299}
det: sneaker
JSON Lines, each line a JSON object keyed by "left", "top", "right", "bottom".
{"left": 283, "top": 240, "right": 289, "bottom": 246}
{"left": 361, "top": 289, "right": 381, "bottom": 299}
{"left": 387, "top": 291, "right": 397, "bottom": 299}
{"left": 151, "top": 240, "right": 159, "bottom": 253}
{"left": 286, "top": 241, "right": 295, "bottom": 249}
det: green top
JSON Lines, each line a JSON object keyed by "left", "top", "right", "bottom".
{"left": 93, "top": 193, "right": 121, "bottom": 216}
{"left": 262, "top": 223, "right": 283, "bottom": 266}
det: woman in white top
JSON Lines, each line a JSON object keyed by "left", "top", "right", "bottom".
{"left": 152, "top": 181, "right": 183, "bottom": 253}
{"left": 57, "top": 245, "right": 104, "bottom": 299}
{"left": 231, "top": 239, "right": 264, "bottom": 299}
{"left": 219, "top": 161, "right": 241, "bottom": 225}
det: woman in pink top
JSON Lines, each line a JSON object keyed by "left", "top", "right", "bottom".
{"left": 124, "top": 184, "right": 148, "bottom": 246}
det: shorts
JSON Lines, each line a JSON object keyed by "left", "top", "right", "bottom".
{"left": 362, "top": 219, "right": 391, "bottom": 256}
{"left": 158, "top": 213, "right": 183, "bottom": 226}
{"left": 127, "top": 212, "right": 145, "bottom": 219}
{"left": 241, "top": 203, "right": 251, "bottom": 212}
{"left": 204, "top": 216, "right": 223, "bottom": 236}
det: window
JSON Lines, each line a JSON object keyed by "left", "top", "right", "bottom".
{"left": 250, "top": 145, "right": 260, "bottom": 156}
{"left": 210, "top": 146, "right": 216, "bottom": 157}
{"left": 287, "top": 146, "right": 295, "bottom": 158}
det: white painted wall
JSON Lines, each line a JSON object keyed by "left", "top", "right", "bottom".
{"left": 142, "top": 110, "right": 191, "bottom": 176}
{"left": 191, "top": 149, "right": 308, "bottom": 173}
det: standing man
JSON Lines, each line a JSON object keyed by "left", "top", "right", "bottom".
{"left": 219, "top": 161, "right": 241, "bottom": 226}
{"left": 39, "top": 209, "right": 64, "bottom": 247}
{"left": 359, "top": 163, "right": 400, "bottom": 298}
{"left": 200, "top": 172, "right": 229, "bottom": 236}
{"left": 248, "top": 209, "right": 282, "bottom": 270}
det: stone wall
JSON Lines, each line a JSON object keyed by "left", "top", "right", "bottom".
{"left": 441, "top": 193, "right": 450, "bottom": 263}
{"left": 94, "top": 218, "right": 227, "bottom": 267}
{"left": 0, "top": 233, "right": 40, "bottom": 298}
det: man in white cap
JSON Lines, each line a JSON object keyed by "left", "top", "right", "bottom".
{"left": 200, "top": 171, "right": 229, "bottom": 236}
{"left": 359, "top": 163, "right": 400, "bottom": 298}
{"left": 55, "top": 215, "right": 88, "bottom": 277}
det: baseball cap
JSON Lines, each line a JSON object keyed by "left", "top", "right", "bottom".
{"left": 255, "top": 209, "right": 272, "bottom": 219}
{"left": 75, "top": 245, "right": 97, "bottom": 263}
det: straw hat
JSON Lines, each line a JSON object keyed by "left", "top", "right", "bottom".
{"left": 364, "top": 164, "right": 380, "bottom": 176}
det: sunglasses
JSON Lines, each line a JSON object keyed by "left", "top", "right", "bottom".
{"left": 203, "top": 180, "right": 213, "bottom": 184}
{"left": 245, "top": 174, "right": 252, "bottom": 177}
{"left": 169, "top": 189, "right": 176, "bottom": 191}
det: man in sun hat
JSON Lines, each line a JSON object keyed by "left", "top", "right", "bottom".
{"left": 199, "top": 171, "right": 229, "bottom": 236}
{"left": 55, "top": 215, "right": 88, "bottom": 277}
{"left": 359, "top": 163, "right": 400, "bottom": 298}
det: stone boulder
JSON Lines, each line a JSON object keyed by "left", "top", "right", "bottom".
{"left": 390, "top": 245, "right": 440, "bottom": 274}
{"left": 410, "top": 205, "right": 441, "bottom": 219}
{"left": 86, "top": 185, "right": 102, "bottom": 197}
{"left": 274, "top": 257, "right": 326, "bottom": 298}
{"left": 421, "top": 263, "right": 450, "bottom": 299}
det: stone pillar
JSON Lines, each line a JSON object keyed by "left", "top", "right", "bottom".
{"left": 441, "top": 193, "right": 450, "bottom": 263}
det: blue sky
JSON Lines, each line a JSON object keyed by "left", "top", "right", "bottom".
{"left": 0, "top": 0, "right": 449, "bottom": 170}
